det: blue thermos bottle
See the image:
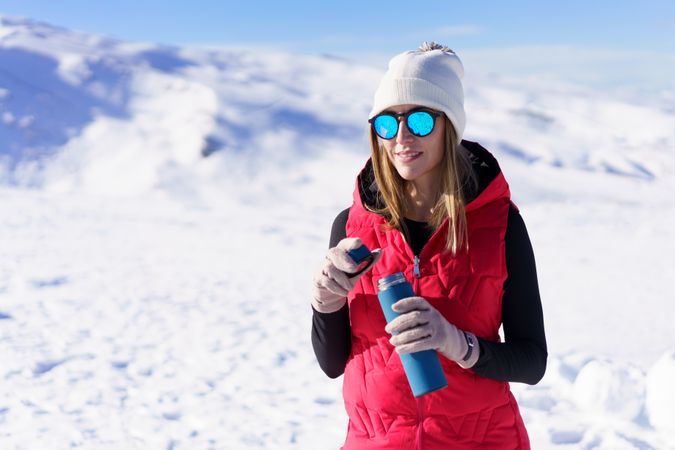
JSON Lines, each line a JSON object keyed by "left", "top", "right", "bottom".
{"left": 377, "top": 272, "right": 448, "bottom": 397}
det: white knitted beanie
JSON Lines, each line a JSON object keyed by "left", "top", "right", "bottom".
{"left": 369, "top": 42, "right": 466, "bottom": 143}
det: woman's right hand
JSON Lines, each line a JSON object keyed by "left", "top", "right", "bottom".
{"left": 311, "top": 237, "right": 382, "bottom": 314}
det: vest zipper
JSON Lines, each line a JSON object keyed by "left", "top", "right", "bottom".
{"left": 415, "top": 396, "right": 424, "bottom": 449}
{"left": 413, "top": 255, "right": 421, "bottom": 278}
{"left": 412, "top": 254, "right": 423, "bottom": 448}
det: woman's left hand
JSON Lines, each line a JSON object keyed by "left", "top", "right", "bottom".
{"left": 384, "top": 296, "right": 479, "bottom": 368}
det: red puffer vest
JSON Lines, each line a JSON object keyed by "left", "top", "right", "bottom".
{"left": 340, "top": 141, "right": 530, "bottom": 449}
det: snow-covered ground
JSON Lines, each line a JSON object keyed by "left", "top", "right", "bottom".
{"left": 1, "top": 13, "right": 675, "bottom": 449}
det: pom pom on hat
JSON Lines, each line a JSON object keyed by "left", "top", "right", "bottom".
{"left": 369, "top": 42, "right": 466, "bottom": 143}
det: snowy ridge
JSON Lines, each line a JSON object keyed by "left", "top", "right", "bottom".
{"left": 1, "top": 13, "right": 675, "bottom": 450}
{"left": 2, "top": 14, "right": 675, "bottom": 193}
{"left": 0, "top": 13, "right": 380, "bottom": 195}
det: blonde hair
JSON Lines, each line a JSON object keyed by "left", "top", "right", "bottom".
{"left": 367, "top": 116, "right": 478, "bottom": 256}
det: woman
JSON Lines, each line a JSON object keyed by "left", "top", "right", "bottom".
{"left": 311, "top": 42, "right": 547, "bottom": 449}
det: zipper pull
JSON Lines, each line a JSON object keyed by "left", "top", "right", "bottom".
{"left": 413, "top": 255, "right": 421, "bottom": 278}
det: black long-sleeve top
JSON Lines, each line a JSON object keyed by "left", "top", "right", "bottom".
{"left": 311, "top": 205, "right": 548, "bottom": 385}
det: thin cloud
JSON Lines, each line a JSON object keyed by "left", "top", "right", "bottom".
{"left": 403, "top": 25, "right": 484, "bottom": 44}
{"left": 304, "top": 25, "right": 484, "bottom": 49}
{"left": 460, "top": 44, "right": 675, "bottom": 94}
{"left": 428, "top": 25, "right": 484, "bottom": 37}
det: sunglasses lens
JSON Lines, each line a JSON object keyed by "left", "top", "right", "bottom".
{"left": 407, "top": 111, "right": 435, "bottom": 137}
{"left": 373, "top": 115, "right": 398, "bottom": 139}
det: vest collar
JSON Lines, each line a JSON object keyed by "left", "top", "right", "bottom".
{"left": 352, "top": 140, "right": 510, "bottom": 216}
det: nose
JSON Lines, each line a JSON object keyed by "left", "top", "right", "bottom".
{"left": 395, "top": 118, "right": 414, "bottom": 144}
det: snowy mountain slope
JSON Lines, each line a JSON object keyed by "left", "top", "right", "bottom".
{"left": 1, "top": 13, "right": 675, "bottom": 450}
{"left": 0, "top": 14, "right": 380, "bottom": 194}
{"left": 2, "top": 14, "right": 674, "bottom": 192}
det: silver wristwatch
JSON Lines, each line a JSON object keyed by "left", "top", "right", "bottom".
{"left": 461, "top": 331, "right": 475, "bottom": 362}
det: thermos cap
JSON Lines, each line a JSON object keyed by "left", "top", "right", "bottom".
{"left": 347, "top": 244, "right": 372, "bottom": 265}
{"left": 377, "top": 272, "right": 408, "bottom": 291}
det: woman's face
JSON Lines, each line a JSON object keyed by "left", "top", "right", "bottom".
{"left": 377, "top": 104, "right": 445, "bottom": 186}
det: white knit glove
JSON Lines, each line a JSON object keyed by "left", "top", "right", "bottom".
{"left": 311, "top": 237, "right": 382, "bottom": 314}
{"left": 384, "top": 296, "right": 480, "bottom": 368}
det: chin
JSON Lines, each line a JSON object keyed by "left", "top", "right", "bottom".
{"left": 395, "top": 169, "right": 419, "bottom": 181}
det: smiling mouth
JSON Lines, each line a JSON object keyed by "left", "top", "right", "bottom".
{"left": 396, "top": 151, "right": 422, "bottom": 160}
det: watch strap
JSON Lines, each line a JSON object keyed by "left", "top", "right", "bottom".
{"left": 461, "top": 331, "right": 475, "bottom": 362}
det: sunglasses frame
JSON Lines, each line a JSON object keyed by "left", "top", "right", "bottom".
{"left": 368, "top": 108, "right": 443, "bottom": 140}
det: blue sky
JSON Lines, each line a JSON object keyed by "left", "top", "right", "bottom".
{"left": 2, "top": 0, "right": 674, "bottom": 54}
{"left": 2, "top": 1, "right": 675, "bottom": 92}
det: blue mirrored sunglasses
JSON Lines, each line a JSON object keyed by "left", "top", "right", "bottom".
{"left": 368, "top": 109, "right": 442, "bottom": 140}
